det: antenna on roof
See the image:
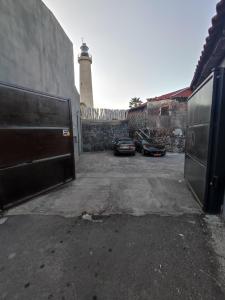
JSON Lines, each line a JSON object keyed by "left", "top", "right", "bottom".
{"left": 81, "top": 37, "right": 84, "bottom": 44}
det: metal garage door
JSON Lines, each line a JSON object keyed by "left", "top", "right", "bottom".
{"left": 0, "top": 82, "right": 75, "bottom": 209}
{"left": 185, "top": 68, "right": 225, "bottom": 213}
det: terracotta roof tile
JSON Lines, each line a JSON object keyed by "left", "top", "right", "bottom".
{"left": 129, "top": 88, "right": 191, "bottom": 111}
{"left": 148, "top": 87, "right": 192, "bottom": 101}
{"left": 191, "top": 0, "right": 225, "bottom": 89}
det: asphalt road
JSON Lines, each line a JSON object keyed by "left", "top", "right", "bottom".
{"left": 0, "top": 214, "right": 224, "bottom": 300}
{"left": 1, "top": 152, "right": 224, "bottom": 299}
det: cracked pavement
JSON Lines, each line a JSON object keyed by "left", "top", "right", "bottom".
{"left": 1, "top": 152, "right": 225, "bottom": 299}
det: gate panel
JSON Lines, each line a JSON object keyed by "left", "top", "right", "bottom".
{"left": 1, "top": 156, "right": 73, "bottom": 206}
{"left": 0, "top": 129, "right": 72, "bottom": 168}
{"left": 185, "top": 74, "right": 213, "bottom": 206}
{"left": 185, "top": 68, "right": 225, "bottom": 213}
{"left": 0, "top": 82, "right": 75, "bottom": 209}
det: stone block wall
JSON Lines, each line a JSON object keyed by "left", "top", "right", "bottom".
{"left": 82, "top": 120, "right": 129, "bottom": 152}
{"left": 127, "top": 99, "right": 187, "bottom": 152}
{"left": 144, "top": 129, "right": 185, "bottom": 153}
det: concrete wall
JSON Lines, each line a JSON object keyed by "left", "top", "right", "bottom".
{"left": 0, "top": 0, "right": 80, "bottom": 159}
{"left": 82, "top": 120, "right": 129, "bottom": 152}
{"left": 147, "top": 99, "right": 187, "bottom": 131}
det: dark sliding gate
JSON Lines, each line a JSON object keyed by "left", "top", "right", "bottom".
{"left": 185, "top": 68, "right": 225, "bottom": 213}
{"left": 0, "top": 82, "right": 75, "bottom": 209}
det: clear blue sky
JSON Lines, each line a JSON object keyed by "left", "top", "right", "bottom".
{"left": 43, "top": 0, "right": 218, "bottom": 109}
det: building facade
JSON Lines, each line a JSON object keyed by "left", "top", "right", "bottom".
{"left": 128, "top": 88, "right": 192, "bottom": 152}
{"left": 0, "top": 0, "right": 81, "bottom": 160}
{"left": 187, "top": 0, "right": 225, "bottom": 216}
{"left": 191, "top": 0, "right": 225, "bottom": 90}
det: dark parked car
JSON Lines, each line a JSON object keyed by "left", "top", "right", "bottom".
{"left": 112, "top": 138, "right": 136, "bottom": 156}
{"left": 135, "top": 139, "right": 166, "bottom": 157}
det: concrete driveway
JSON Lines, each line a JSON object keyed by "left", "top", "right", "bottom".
{"left": 1, "top": 152, "right": 225, "bottom": 300}
{"left": 8, "top": 152, "right": 200, "bottom": 217}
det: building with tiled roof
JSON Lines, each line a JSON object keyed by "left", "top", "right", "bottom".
{"left": 129, "top": 87, "right": 192, "bottom": 113}
{"left": 147, "top": 88, "right": 192, "bottom": 102}
{"left": 191, "top": 0, "right": 225, "bottom": 90}
{"left": 127, "top": 88, "right": 191, "bottom": 152}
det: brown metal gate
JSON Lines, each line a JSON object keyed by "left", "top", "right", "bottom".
{"left": 0, "top": 82, "right": 75, "bottom": 209}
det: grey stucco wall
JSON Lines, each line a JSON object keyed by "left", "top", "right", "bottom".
{"left": 82, "top": 120, "right": 129, "bottom": 152}
{"left": 0, "top": 0, "right": 80, "bottom": 159}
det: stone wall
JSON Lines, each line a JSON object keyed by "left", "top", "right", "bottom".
{"left": 147, "top": 100, "right": 187, "bottom": 130}
{"left": 0, "top": 0, "right": 81, "bottom": 159}
{"left": 128, "top": 99, "right": 187, "bottom": 152}
{"left": 82, "top": 120, "right": 129, "bottom": 152}
{"left": 142, "top": 129, "right": 185, "bottom": 153}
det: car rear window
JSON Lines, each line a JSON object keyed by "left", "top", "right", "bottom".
{"left": 118, "top": 140, "right": 133, "bottom": 144}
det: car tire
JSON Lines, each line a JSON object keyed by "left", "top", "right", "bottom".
{"left": 141, "top": 149, "right": 145, "bottom": 156}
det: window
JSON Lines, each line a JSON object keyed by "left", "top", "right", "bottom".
{"left": 160, "top": 106, "right": 169, "bottom": 116}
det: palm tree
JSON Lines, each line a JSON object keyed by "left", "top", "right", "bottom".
{"left": 129, "top": 97, "right": 143, "bottom": 108}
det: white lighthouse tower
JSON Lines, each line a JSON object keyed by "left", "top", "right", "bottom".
{"left": 78, "top": 42, "right": 94, "bottom": 108}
